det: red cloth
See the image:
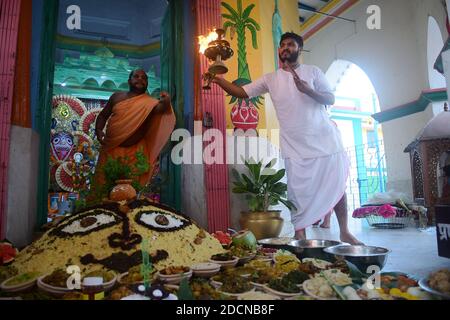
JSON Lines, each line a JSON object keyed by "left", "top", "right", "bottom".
{"left": 352, "top": 204, "right": 397, "bottom": 219}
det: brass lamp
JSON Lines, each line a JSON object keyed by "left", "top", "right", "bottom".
{"left": 201, "top": 29, "right": 234, "bottom": 90}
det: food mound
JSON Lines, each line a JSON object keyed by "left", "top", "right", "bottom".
{"left": 12, "top": 200, "right": 224, "bottom": 275}
{"left": 429, "top": 269, "right": 450, "bottom": 295}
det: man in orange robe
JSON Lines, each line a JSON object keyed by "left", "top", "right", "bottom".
{"left": 92, "top": 69, "right": 175, "bottom": 196}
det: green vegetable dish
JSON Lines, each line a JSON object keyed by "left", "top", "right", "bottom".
{"left": 5, "top": 272, "right": 41, "bottom": 286}
{"left": 268, "top": 278, "right": 302, "bottom": 294}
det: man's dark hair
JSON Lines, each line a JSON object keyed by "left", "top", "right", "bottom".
{"left": 129, "top": 69, "right": 148, "bottom": 80}
{"left": 280, "top": 32, "right": 303, "bottom": 48}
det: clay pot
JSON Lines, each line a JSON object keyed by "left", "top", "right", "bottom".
{"left": 230, "top": 101, "right": 259, "bottom": 132}
{"left": 109, "top": 180, "right": 137, "bottom": 202}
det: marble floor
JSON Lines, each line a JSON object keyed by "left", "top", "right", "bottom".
{"left": 281, "top": 215, "right": 450, "bottom": 279}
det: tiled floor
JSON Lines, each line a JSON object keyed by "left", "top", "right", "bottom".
{"left": 284, "top": 215, "right": 450, "bottom": 279}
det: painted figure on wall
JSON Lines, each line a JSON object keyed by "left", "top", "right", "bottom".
{"left": 222, "top": 0, "right": 263, "bottom": 133}
{"left": 49, "top": 95, "right": 101, "bottom": 193}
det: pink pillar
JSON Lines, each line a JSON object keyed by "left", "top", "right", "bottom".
{"left": 195, "top": 0, "right": 231, "bottom": 233}
{"left": 0, "top": 0, "right": 22, "bottom": 239}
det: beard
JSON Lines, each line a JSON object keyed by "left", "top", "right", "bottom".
{"left": 130, "top": 84, "right": 148, "bottom": 94}
{"left": 279, "top": 49, "right": 300, "bottom": 63}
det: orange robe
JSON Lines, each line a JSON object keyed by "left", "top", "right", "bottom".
{"left": 93, "top": 94, "right": 176, "bottom": 191}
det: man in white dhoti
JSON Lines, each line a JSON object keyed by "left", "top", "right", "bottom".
{"left": 210, "top": 32, "right": 362, "bottom": 245}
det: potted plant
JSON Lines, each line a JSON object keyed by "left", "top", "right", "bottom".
{"left": 231, "top": 158, "right": 296, "bottom": 239}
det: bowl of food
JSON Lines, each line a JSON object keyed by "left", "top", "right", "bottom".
{"left": 37, "top": 269, "right": 74, "bottom": 296}
{"left": 156, "top": 266, "right": 192, "bottom": 284}
{"left": 324, "top": 245, "right": 391, "bottom": 274}
{"left": 117, "top": 265, "right": 157, "bottom": 286}
{"left": 0, "top": 272, "right": 41, "bottom": 293}
{"left": 191, "top": 263, "right": 221, "bottom": 278}
{"left": 419, "top": 269, "right": 450, "bottom": 300}
{"left": 209, "top": 253, "right": 239, "bottom": 268}
{"left": 288, "top": 240, "right": 341, "bottom": 260}
{"left": 82, "top": 270, "right": 117, "bottom": 292}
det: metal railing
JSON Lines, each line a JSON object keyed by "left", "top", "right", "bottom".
{"left": 345, "top": 140, "right": 387, "bottom": 213}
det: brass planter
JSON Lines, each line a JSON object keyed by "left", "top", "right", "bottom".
{"left": 239, "top": 211, "right": 283, "bottom": 240}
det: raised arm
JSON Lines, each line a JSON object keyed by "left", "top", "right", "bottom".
{"left": 211, "top": 75, "right": 249, "bottom": 99}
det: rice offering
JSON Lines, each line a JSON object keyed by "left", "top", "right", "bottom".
{"left": 322, "top": 269, "right": 352, "bottom": 286}
{"left": 12, "top": 200, "right": 224, "bottom": 275}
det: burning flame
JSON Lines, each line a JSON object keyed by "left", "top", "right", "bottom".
{"left": 198, "top": 30, "right": 218, "bottom": 54}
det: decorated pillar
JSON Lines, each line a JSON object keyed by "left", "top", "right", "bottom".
{"left": 195, "top": 0, "right": 231, "bottom": 232}
{"left": 0, "top": 0, "right": 22, "bottom": 239}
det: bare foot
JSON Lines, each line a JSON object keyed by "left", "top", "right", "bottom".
{"left": 320, "top": 222, "right": 330, "bottom": 229}
{"left": 340, "top": 232, "right": 364, "bottom": 245}
{"left": 295, "top": 229, "right": 306, "bottom": 240}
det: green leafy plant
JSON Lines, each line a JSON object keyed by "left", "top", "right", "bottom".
{"left": 87, "top": 148, "right": 150, "bottom": 203}
{"left": 232, "top": 158, "right": 296, "bottom": 212}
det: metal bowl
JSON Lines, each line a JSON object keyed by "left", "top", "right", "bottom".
{"left": 287, "top": 240, "right": 342, "bottom": 261}
{"left": 257, "top": 237, "right": 294, "bottom": 250}
{"left": 323, "top": 245, "right": 391, "bottom": 274}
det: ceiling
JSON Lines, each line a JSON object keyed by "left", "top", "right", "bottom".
{"left": 58, "top": 0, "right": 167, "bottom": 46}
{"left": 298, "top": 0, "right": 333, "bottom": 23}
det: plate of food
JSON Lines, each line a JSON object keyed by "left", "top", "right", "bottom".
{"left": 0, "top": 271, "right": 41, "bottom": 293}
{"left": 189, "top": 278, "right": 230, "bottom": 300}
{"left": 302, "top": 258, "right": 333, "bottom": 270}
{"left": 321, "top": 269, "right": 353, "bottom": 286}
{"left": 249, "top": 270, "right": 273, "bottom": 289}
{"left": 379, "top": 272, "right": 425, "bottom": 299}
{"left": 238, "top": 291, "right": 280, "bottom": 300}
{"left": 302, "top": 277, "right": 339, "bottom": 300}
{"left": 264, "top": 278, "right": 303, "bottom": 298}
{"left": 273, "top": 251, "right": 301, "bottom": 274}
{"left": 419, "top": 269, "right": 450, "bottom": 300}
{"left": 218, "top": 279, "right": 254, "bottom": 298}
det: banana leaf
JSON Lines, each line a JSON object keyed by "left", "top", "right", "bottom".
{"left": 177, "top": 278, "right": 194, "bottom": 300}
{"left": 345, "top": 261, "right": 367, "bottom": 285}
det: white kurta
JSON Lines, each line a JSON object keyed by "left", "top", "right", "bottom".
{"left": 243, "top": 64, "right": 349, "bottom": 230}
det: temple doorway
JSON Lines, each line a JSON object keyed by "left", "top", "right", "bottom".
{"left": 45, "top": 0, "right": 168, "bottom": 222}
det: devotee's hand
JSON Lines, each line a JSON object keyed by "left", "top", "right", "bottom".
{"left": 160, "top": 91, "right": 171, "bottom": 108}
{"left": 285, "top": 63, "right": 314, "bottom": 96}
{"left": 96, "top": 130, "right": 105, "bottom": 145}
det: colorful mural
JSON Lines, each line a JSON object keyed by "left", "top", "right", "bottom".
{"left": 49, "top": 95, "right": 100, "bottom": 194}
{"left": 222, "top": 0, "right": 263, "bottom": 133}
